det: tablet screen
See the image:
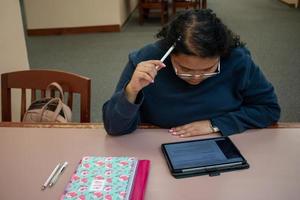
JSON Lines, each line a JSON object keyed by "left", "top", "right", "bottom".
{"left": 163, "top": 137, "right": 244, "bottom": 170}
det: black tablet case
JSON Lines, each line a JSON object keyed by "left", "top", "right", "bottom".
{"left": 161, "top": 137, "right": 249, "bottom": 178}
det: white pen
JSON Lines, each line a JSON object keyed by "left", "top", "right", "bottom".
{"left": 156, "top": 36, "right": 182, "bottom": 69}
{"left": 49, "top": 161, "right": 68, "bottom": 187}
{"left": 160, "top": 44, "right": 176, "bottom": 62}
{"left": 41, "top": 163, "right": 61, "bottom": 190}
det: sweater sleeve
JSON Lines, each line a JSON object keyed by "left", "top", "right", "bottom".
{"left": 211, "top": 58, "right": 281, "bottom": 136}
{"left": 102, "top": 58, "right": 144, "bottom": 136}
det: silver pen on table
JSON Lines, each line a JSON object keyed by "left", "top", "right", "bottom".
{"left": 41, "top": 163, "right": 61, "bottom": 190}
{"left": 49, "top": 161, "right": 68, "bottom": 187}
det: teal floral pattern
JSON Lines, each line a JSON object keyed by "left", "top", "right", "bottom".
{"left": 61, "top": 156, "right": 137, "bottom": 200}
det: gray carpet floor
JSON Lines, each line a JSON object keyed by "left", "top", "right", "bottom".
{"left": 25, "top": 0, "right": 300, "bottom": 122}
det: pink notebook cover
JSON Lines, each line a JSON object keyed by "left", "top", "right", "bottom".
{"left": 130, "top": 160, "right": 151, "bottom": 200}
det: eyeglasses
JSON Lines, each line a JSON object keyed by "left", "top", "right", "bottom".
{"left": 173, "top": 61, "right": 220, "bottom": 80}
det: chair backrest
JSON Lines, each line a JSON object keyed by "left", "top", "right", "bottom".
{"left": 138, "top": 0, "right": 168, "bottom": 25}
{"left": 172, "top": 0, "right": 205, "bottom": 15}
{"left": 1, "top": 69, "right": 91, "bottom": 122}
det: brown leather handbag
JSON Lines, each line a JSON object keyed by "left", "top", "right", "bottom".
{"left": 22, "top": 82, "right": 72, "bottom": 122}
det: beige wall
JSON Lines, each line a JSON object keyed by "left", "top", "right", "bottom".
{"left": 0, "top": 0, "right": 29, "bottom": 121}
{"left": 119, "top": 0, "right": 138, "bottom": 25}
{"left": 24, "top": 0, "right": 138, "bottom": 29}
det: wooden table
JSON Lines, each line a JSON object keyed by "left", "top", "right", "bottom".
{"left": 0, "top": 123, "right": 300, "bottom": 200}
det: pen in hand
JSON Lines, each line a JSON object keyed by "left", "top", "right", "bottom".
{"left": 41, "top": 163, "right": 61, "bottom": 190}
{"left": 49, "top": 162, "right": 68, "bottom": 188}
{"left": 155, "top": 43, "right": 176, "bottom": 70}
{"left": 156, "top": 36, "right": 182, "bottom": 69}
{"left": 160, "top": 44, "right": 176, "bottom": 63}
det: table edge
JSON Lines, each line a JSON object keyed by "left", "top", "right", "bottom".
{"left": 0, "top": 122, "right": 299, "bottom": 129}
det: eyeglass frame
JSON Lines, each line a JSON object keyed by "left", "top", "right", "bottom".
{"left": 173, "top": 60, "right": 221, "bottom": 79}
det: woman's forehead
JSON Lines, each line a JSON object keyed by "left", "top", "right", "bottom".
{"left": 171, "top": 54, "right": 219, "bottom": 70}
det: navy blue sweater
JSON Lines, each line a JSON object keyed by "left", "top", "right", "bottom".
{"left": 102, "top": 42, "right": 280, "bottom": 136}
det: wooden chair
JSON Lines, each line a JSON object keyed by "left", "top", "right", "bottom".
{"left": 172, "top": 0, "right": 207, "bottom": 15}
{"left": 1, "top": 69, "right": 91, "bottom": 122}
{"left": 202, "top": 0, "right": 207, "bottom": 9}
{"left": 138, "top": 0, "right": 169, "bottom": 25}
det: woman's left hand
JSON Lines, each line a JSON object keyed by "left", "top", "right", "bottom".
{"left": 169, "top": 120, "right": 217, "bottom": 138}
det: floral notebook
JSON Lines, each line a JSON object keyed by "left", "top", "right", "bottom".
{"left": 61, "top": 156, "right": 150, "bottom": 200}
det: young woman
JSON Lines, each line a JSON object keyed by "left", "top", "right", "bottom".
{"left": 103, "top": 9, "right": 280, "bottom": 137}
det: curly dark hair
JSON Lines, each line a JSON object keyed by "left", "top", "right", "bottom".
{"left": 156, "top": 9, "right": 245, "bottom": 58}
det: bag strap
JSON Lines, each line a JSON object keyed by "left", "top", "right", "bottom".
{"left": 38, "top": 98, "right": 64, "bottom": 122}
{"left": 46, "top": 82, "right": 64, "bottom": 101}
{"left": 61, "top": 104, "right": 72, "bottom": 122}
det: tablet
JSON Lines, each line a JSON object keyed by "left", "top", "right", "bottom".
{"left": 161, "top": 137, "right": 249, "bottom": 178}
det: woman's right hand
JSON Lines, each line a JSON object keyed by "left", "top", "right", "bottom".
{"left": 125, "top": 60, "right": 166, "bottom": 103}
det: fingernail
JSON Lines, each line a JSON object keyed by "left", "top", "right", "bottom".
{"left": 151, "top": 80, "right": 154, "bottom": 83}
{"left": 155, "top": 66, "right": 159, "bottom": 70}
{"left": 162, "top": 64, "right": 166, "bottom": 67}
{"left": 169, "top": 129, "right": 173, "bottom": 132}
